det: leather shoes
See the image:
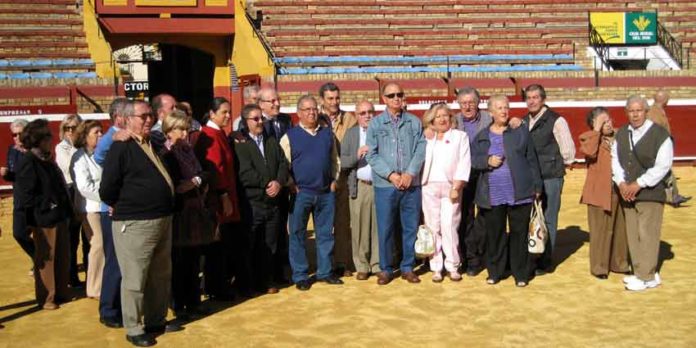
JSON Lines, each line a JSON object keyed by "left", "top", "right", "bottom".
{"left": 126, "top": 334, "right": 156, "bottom": 347}
{"left": 401, "top": 271, "right": 421, "bottom": 283}
{"left": 318, "top": 275, "right": 344, "bottom": 285}
{"left": 295, "top": 279, "right": 312, "bottom": 291}
{"left": 42, "top": 302, "right": 58, "bottom": 310}
{"left": 672, "top": 194, "right": 692, "bottom": 207}
{"left": 376, "top": 272, "right": 392, "bottom": 285}
{"left": 266, "top": 287, "right": 279, "bottom": 294}
{"left": 594, "top": 274, "right": 608, "bottom": 280}
{"left": 100, "top": 316, "right": 124, "bottom": 328}
{"left": 145, "top": 322, "right": 184, "bottom": 334}
{"left": 355, "top": 272, "right": 369, "bottom": 281}
{"left": 466, "top": 266, "right": 483, "bottom": 277}
{"left": 342, "top": 269, "right": 354, "bottom": 277}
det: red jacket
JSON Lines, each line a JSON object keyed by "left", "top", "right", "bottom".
{"left": 194, "top": 125, "right": 240, "bottom": 223}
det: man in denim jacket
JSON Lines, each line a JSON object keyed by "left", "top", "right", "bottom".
{"left": 366, "top": 82, "right": 426, "bottom": 285}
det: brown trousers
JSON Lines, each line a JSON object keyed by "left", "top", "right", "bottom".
{"left": 82, "top": 212, "right": 105, "bottom": 298}
{"left": 32, "top": 221, "right": 71, "bottom": 306}
{"left": 623, "top": 201, "right": 664, "bottom": 282}
{"left": 334, "top": 173, "right": 354, "bottom": 271}
{"left": 587, "top": 191, "right": 630, "bottom": 276}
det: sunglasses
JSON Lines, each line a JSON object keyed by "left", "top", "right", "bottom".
{"left": 246, "top": 117, "right": 263, "bottom": 122}
{"left": 63, "top": 125, "right": 77, "bottom": 131}
{"left": 384, "top": 92, "right": 404, "bottom": 99}
{"left": 12, "top": 132, "right": 21, "bottom": 138}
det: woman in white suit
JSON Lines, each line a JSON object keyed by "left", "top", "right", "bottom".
{"left": 421, "top": 103, "right": 471, "bottom": 282}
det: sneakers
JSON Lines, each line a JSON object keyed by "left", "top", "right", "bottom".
{"left": 624, "top": 273, "right": 661, "bottom": 291}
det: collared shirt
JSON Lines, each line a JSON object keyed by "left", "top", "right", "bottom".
{"left": 249, "top": 132, "right": 265, "bottom": 158}
{"left": 279, "top": 122, "right": 341, "bottom": 181}
{"left": 264, "top": 113, "right": 281, "bottom": 137}
{"left": 151, "top": 120, "right": 163, "bottom": 133}
{"left": 611, "top": 119, "right": 674, "bottom": 188}
{"left": 356, "top": 126, "right": 372, "bottom": 182}
{"left": 388, "top": 109, "right": 404, "bottom": 172}
{"left": 132, "top": 133, "right": 174, "bottom": 194}
{"left": 206, "top": 120, "right": 221, "bottom": 131}
{"left": 528, "top": 106, "right": 576, "bottom": 165}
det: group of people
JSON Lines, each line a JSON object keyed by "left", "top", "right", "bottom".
{"left": 1, "top": 80, "right": 684, "bottom": 346}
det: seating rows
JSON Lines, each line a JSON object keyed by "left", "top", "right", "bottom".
{"left": 279, "top": 64, "right": 583, "bottom": 75}
{"left": 0, "top": 72, "right": 98, "bottom": 80}
{"left": 0, "top": 58, "right": 94, "bottom": 69}
{"left": 274, "top": 54, "right": 573, "bottom": 65}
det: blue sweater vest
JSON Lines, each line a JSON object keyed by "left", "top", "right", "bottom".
{"left": 287, "top": 126, "right": 334, "bottom": 194}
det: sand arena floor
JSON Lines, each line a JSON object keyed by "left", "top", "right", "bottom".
{"left": 0, "top": 167, "right": 695, "bottom": 347}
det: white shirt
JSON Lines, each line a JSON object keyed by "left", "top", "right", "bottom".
{"left": 611, "top": 119, "right": 674, "bottom": 188}
{"left": 427, "top": 140, "right": 450, "bottom": 183}
{"left": 70, "top": 148, "right": 104, "bottom": 213}
{"left": 151, "top": 120, "right": 163, "bottom": 132}
{"left": 249, "top": 132, "right": 265, "bottom": 158}
{"left": 356, "top": 127, "right": 372, "bottom": 182}
{"left": 206, "top": 120, "right": 221, "bottom": 131}
{"left": 55, "top": 138, "right": 77, "bottom": 186}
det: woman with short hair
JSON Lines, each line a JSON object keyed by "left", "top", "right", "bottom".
{"left": 421, "top": 103, "right": 471, "bottom": 282}
{"left": 579, "top": 107, "right": 630, "bottom": 279}
{"left": 471, "top": 96, "right": 542, "bottom": 287}
{"left": 161, "top": 110, "right": 214, "bottom": 317}
{"left": 16, "top": 119, "right": 73, "bottom": 309}
{"left": 70, "top": 120, "right": 105, "bottom": 298}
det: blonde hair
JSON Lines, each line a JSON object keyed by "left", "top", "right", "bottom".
{"left": 422, "top": 103, "right": 456, "bottom": 129}
{"left": 487, "top": 95, "right": 509, "bottom": 111}
{"left": 58, "top": 114, "right": 83, "bottom": 141}
{"left": 162, "top": 109, "right": 191, "bottom": 134}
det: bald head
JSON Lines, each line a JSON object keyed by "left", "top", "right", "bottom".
{"left": 653, "top": 89, "right": 670, "bottom": 107}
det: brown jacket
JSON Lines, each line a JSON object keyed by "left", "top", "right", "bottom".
{"left": 579, "top": 130, "right": 614, "bottom": 211}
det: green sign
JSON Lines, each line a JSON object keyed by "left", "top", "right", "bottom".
{"left": 590, "top": 12, "right": 657, "bottom": 45}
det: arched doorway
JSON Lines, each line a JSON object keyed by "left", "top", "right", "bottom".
{"left": 148, "top": 44, "right": 215, "bottom": 121}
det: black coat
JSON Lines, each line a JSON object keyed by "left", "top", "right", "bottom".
{"left": 233, "top": 130, "right": 289, "bottom": 206}
{"left": 15, "top": 151, "right": 72, "bottom": 227}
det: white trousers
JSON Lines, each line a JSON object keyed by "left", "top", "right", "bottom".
{"left": 422, "top": 182, "right": 462, "bottom": 273}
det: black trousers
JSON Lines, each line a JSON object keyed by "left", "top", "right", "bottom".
{"left": 458, "top": 178, "right": 486, "bottom": 270}
{"left": 241, "top": 203, "right": 280, "bottom": 292}
{"left": 12, "top": 208, "right": 35, "bottom": 261}
{"left": 273, "top": 192, "right": 290, "bottom": 283}
{"left": 204, "top": 222, "right": 235, "bottom": 297}
{"left": 481, "top": 203, "right": 532, "bottom": 282}
{"left": 171, "top": 245, "right": 202, "bottom": 312}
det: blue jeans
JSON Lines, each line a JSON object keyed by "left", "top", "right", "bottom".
{"left": 539, "top": 177, "right": 564, "bottom": 269}
{"left": 99, "top": 212, "right": 122, "bottom": 320}
{"left": 374, "top": 185, "right": 422, "bottom": 274}
{"left": 288, "top": 191, "right": 335, "bottom": 283}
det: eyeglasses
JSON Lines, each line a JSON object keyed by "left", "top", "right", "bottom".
{"left": 246, "top": 117, "right": 263, "bottom": 122}
{"left": 384, "top": 92, "right": 405, "bottom": 99}
{"left": 260, "top": 98, "right": 280, "bottom": 104}
{"left": 299, "top": 107, "right": 318, "bottom": 113}
{"left": 133, "top": 112, "right": 153, "bottom": 119}
{"left": 63, "top": 125, "right": 77, "bottom": 131}
{"left": 11, "top": 132, "right": 21, "bottom": 138}
{"left": 357, "top": 110, "right": 375, "bottom": 116}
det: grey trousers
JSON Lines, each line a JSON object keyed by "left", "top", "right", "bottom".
{"left": 112, "top": 216, "right": 172, "bottom": 336}
{"left": 623, "top": 201, "right": 664, "bottom": 282}
{"left": 349, "top": 181, "right": 380, "bottom": 274}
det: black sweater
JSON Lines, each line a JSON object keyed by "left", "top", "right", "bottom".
{"left": 99, "top": 140, "right": 173, "bottom": 221}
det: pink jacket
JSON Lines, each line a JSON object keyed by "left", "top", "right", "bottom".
{"left": 422, "top": 129, "right": 472, "bottom": 185}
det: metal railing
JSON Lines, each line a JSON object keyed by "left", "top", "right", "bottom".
{"left": 657, "top": 20, "right": 684, "bottom": 69}
{"left": 589, "top": 25, "right": 611, "bottom": 71}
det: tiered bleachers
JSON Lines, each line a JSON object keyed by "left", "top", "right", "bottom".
{"left": 0, "top": 0, "right": 99, "bottom": 83}
{"left": 250, "top": 0, "right": 696, "bottom": 103}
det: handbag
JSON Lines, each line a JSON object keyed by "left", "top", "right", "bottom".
{"left": 415, "top": 224, "right": 436, "bottom": 258}
{"left": 528, "top": 200, "right": 547, "bottom": 254}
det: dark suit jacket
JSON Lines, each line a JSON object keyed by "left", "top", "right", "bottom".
{"left": 340, "top": 125, "right": 363, "bottom": 199}
{"left": 263, "top": 113, "right": 293, "bottom": 141}
{"left": 233, "top": 130, "right": 289, "bottom": 206}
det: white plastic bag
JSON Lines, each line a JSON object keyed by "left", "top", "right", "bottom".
{"left": 415, "top": 224, "right": 436, "bottom": 258}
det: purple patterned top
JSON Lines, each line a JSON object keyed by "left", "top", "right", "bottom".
{"left": 488, "top": 132, "right": 533, "bottom": 206}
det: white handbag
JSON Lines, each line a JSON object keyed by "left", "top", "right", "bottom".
{"left": 528, "top": 200, "right": 548, "bottom": 254}
{"left": 415, "top": 224, "right": 436, "bottom": 258}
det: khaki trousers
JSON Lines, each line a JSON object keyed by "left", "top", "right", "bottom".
{"left": 349, "top": 181, "right": 380, "bottom": 274}
{"left": 32, "top": 221, "right": 71, "bottom": 307}
{"left": 587, "top": 191, "right": 630, "bottom": 276}
{"left": 82, "top": 212, "right": 105, "bottom": 298}
{"left": 334, "top": 173, "right": 354, "bottom": 271}
{"left": 113, "top": 216, "right": 172, "bottom": 336}
{"left": 623, "top": 201, "right": 664, "bottom": 281}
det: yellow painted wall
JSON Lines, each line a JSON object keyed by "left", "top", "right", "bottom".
{"left": 83, "top": 0, "right": 117, "bottom": 78}
{"left": 231, "top": 0, "right": 275, "bottom": 79}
